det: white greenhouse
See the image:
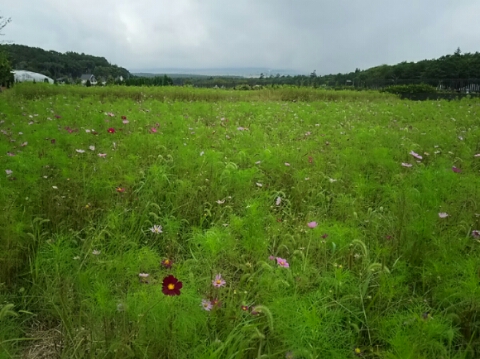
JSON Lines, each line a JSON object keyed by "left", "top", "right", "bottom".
{"left": 12, "top": 70, "right": 54, "bottom": 84}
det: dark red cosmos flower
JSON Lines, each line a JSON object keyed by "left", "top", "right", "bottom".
{"left": 162, "top": 275, "right": 182, "bottom": 296}
{"left": 161, "top": 259, "right": 173, "bottom": 269}
{"left": 51, "top": 139, "right": 56, "bottom": 144}
{"left": 121, "top": 116, "right": 127, "bottom": 120}
{"left": 107, "top": 128, "right": 116, "bottom": 133}
{"left": 241, "top": 305, "right": 249, "bottom": 312}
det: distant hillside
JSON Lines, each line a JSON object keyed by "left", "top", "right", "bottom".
{"left": 1, "top": 44, "right": 131, "bottom": 81}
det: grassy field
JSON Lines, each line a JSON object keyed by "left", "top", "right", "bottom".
{"left": 1, "top": 84, "right": 480, "bottom": 358}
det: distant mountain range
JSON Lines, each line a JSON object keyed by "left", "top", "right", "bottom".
{"left": 130, "top": 67, "right": 303, "bottom": 78}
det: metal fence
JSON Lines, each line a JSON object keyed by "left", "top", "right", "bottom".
{"left": 355, "top": 78, "right": 480, "bottom": 93}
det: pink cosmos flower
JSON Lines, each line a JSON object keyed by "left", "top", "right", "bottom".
{"left": 401, "top": 163, "right": 412, "bottom": 167}
{"left": 438, "top": 212, "right": 449, "bottom": 218}
{"left": 307, "top": 221, "right": 318, "bottom": 228}
{"left": 276, "top": 257, "right": 289, "bottom": 268}
{"left": 150, "top": 225, "right": 163, "bottom": 234}
{"left": 452, "top": 166, "right": 461, "bottom": 173}
{"left": 212, "top": 274, "right": 226, "bottom": 288}
{"left": 122, "top": 119, "right": 129, "bottom": 124}
{"left": 201, "top": 299, "right": 213, "bottom": 311}
{"left": 97, "top": 153, "right": 107, "bottom": 158}
{"left": 410, "top": 151, "right": 423, "bottom": 160}
{"left": 471, "top": 230, "right": 480, "bottom": 239}
{"left": 151, "top": 127, "right": 157, "bottom": 133}
{"left": 268, "top": 255, "right": 275, "bottom": 261}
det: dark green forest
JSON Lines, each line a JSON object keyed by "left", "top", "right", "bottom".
{"left": 1, "top": 44, "right": 131, "bottom": 82}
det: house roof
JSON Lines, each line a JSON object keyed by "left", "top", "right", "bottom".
{"left": 80, "top": 74, "right": 94, "bottom": 80}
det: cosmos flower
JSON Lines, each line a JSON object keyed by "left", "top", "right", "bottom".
{"left": 452, "top": 166, "right": 461, "bottom": 173}
{"left": 5, "top": 169, "right": 12, "bottom": 176}
{"left": 256, "top": 183, "right": 263, "bottom": 187}
{"left": 438, "top": 212, "right": 449, "bottom": 218}
{"left": 162, "top": 275, "right": 183, "bottom": 296}
{"left": 89, "top": 145, "right": 95, "bottom": 151}
{"left": 212, "top": 274, "right": 226, "bottom": 288}
{"left": 285, "top": 163, "right": 290, "bottom": 166}
{"left": 401, "top": 163, "right": 412, "bottom": 167}
{"left": 276, "top": 257, "right": 290, "bottom": 268}
{"left": 123, "top": 119, "right": 129, "bottom": 124}
{"left": 107, "top": 128, "right": 116, "bottom": 133}
{"left": 276, "top": 197, "right": 282, "bottom": 206}
{"left": 410, "top": 151, "right": 422, "bottom": 160}
{"left": 98, "top": 153, "right": 107, "bottom": 158}
{"left": 76, "top": 149, "right": 85, "bottom": 153}
{"left": 307, "top": 221, "right": 318, "bottom": 228}
{"left": 150, "top": 225, "right": 163, "bottom": 234}
{"left": 201, "top": 299, "right": 213, "bottom": 311}
{"left": 472, "top": 230, "right": 480, "bottom": 239}
{"left": 92, "top": 249, "right": 101, "bottom": 255}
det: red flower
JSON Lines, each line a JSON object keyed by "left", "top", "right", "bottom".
{"left": 241, "top": 305, "right": 249, "bottom": 312}
{"left": 162, "top": 275, "right": 183, "bottom": 296}
{"left": 107, "top": 128, "right": 116, "bottom": 133}
{"left": 121, "top": 116, "right": 127, "bottom": 120}
{"left": 161, "top": 259, "right": 173, "bottom": 269}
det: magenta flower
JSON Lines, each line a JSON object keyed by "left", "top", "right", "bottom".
{"left": 410, "top": 151, "right": 423, "bottom": 160}
{"left": 307, "top": 221, "right": 318, "bottom": 228}
{"left": 452, "top": 166, "right": 461, "bottom": 173}
{"left": 151, "top": 127, "right": 157, "bottom": 133}
{"left": 438, "top": 212, "right": 449, "bottom": 218}
{"left": 276, "top": 257, "right": 290, "bottom": 268}
{"left": 212, "top": 274, "right": 226, "bottom": 288}
{"left": 201, "top": 299, "right": 213, "bottom": 311}
{"left": 268, "top": 255, "right": 275, "bottom": 261}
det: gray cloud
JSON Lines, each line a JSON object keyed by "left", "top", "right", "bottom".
{"left": 2, "top": 0, "right": 480, "bottom": 74}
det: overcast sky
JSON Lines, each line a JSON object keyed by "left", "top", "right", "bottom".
{"left": 2, "top": 0, "right": 480, "bottom": 74}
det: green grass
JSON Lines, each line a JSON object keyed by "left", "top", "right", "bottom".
{"left": 1, "top": 83, "right": 480, "bottom": 358}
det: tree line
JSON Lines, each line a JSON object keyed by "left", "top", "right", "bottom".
{"left": 0, "top": 44, "right": 131, "bottom": 83}
{"left": 171, "top": 48, "right": 480, "bottom": 90}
